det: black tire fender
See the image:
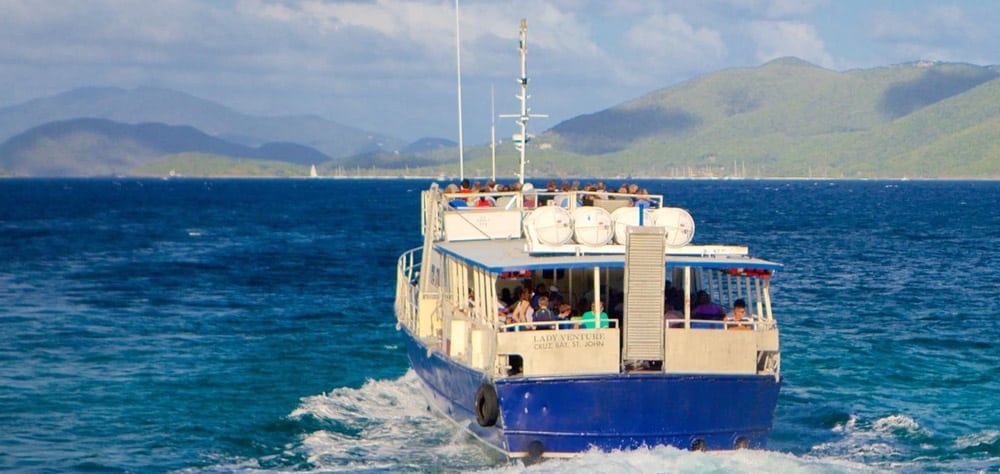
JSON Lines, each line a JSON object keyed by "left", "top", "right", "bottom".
{"left": 474, "top": 384, "right": 499, "bottom": 427}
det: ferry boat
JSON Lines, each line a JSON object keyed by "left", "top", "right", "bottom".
{"left": 394, "top": 19, "right": 782, "bottom": 462}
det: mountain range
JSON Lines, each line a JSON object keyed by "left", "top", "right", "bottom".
{"left": 1, "top": 58, "right": 998, "bottom": 178}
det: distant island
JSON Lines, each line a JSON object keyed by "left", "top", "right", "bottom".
{"left": 1, "top": 58, "right": 998, "bottom": 179}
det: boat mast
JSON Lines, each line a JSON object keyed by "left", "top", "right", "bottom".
{"left": 490, "top": 84, "right": 496, "bottom": 182}
{"left": 502, "top": 19, "right": 546, "bottom": 185}
{"left": 455, "top": 0, "right": 465, "bottom": 181}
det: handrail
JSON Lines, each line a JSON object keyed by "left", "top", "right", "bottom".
{"left": 499, "top": 319, "right": 619, "bottom": 332}
{"left": 664, "top": 316, "right": 777, "bottom": 330}
{"left": 395, "top": 247, "right": 422, "bottom": 330}
{"left": 438, "top": 189, "right": 665, "bottom": 212}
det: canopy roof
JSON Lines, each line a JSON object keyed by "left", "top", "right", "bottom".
{"left": 434, "top": 239, "right": 783, "bottom": 274}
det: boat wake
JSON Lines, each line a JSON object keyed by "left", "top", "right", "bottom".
{"left": 251, "top": 372, "right": 885, "bottom": 473}
{"left": 808, "top": 413, "right": 1000, "bottom": 472}
{"left": 285, "top": 371, "right": 503, "bottom": 472}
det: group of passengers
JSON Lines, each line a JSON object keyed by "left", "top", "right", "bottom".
{"left": 444, "top": 179, "right": 655, "bottom": 209}
{"left": 490, "top": 278, "right": 754, "bottom": 331}
{"left": 497, "top": 279, "right": 610, "bottom": 330}
{"left": 664, "top": 286, "right": 754, "bottom": 330}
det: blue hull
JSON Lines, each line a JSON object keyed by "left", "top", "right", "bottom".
{"left": 400, "top": 326, "right": 780, "bottom": 457}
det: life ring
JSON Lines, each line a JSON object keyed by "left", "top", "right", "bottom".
{"left": 474, "top": 384, "right": 499, "bottom": 427}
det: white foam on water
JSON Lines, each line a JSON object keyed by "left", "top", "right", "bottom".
{"left": 870, "top": 414, "right": 928, "bottom": 438}
{"left": 810, "top": 414, "right": 920, "bottom": 463}
{"left": 286, "top": 370, "right": 501, "bottom": 472}
{"left": 954, "top": 429, "right": 999, "bottom": 450}
{"left": 809, "top": 413, "right": 1000, "bottom": 473}
{"left": 282, "top": 371, "right": 880, "bottom": 473}
{"left": 474, "top": 446, "right": 876, "bottom": 474}
{"left": 198, "top": 376, "right": 912, "bottom": 473}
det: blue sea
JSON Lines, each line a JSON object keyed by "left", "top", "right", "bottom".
{"left": 1, "top": 178, "right": 997, "bottom": 473}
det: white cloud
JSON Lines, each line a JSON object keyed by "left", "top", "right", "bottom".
{"left": 864, "top": 4, "right": 1000, "bottom": 64}
{"left": 748, "top": 20, "right": 834, "bottom": 68}
{"left": 0, "top": 0, "right": 996, "bottom": 142}
{"left": 697, "top": 0, "right": 827, "bottom": 20}
{"left": 868, "top": 5, "right": 973, "bottom": 43}
{"left": 622, "top": 13, "right": 727, "bottom": 83}
{"left": 760, "top": 0, "right": 828, "bottom": 19}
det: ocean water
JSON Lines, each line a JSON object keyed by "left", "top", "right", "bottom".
{"left": 0, "top": 178, "right": 997, "bottom": 473}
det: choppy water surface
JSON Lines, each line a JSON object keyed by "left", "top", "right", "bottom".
{"left": 1, "top": 178, "right": 997, "bottom": 473}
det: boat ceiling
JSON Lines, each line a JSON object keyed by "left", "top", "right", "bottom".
{"left": 434, "top": 239, "right": 783, "bottom": 273}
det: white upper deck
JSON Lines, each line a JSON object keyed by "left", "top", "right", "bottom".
{"left": 424, "top": 184, "right": 783, "bottom": 273}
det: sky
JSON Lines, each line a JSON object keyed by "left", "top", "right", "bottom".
{"left": 2, "top": 0, "right": 999, "bottom": 145}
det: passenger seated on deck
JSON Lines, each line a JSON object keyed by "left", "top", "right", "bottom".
{"left": 724, "top": 299, "right": 752, "bottom": 330}
{"left": 458, "top": 178, "right": 472, "bottom": 194}
{"left": 510, "top": 291, "right": 533, "bottom": 328}
{"left": 556, "top": 303, "right": 573, "bottom": 329}
{"left": 578, "top": 302, "right": 610, "bottom": 329}
{"left": 664, "top": 296, "right": 684, "bottom": 328}
{"left": 693, "top": 291, "right": 725, "bottom": 321}
{"left": 633, "top": 189, "right": 653, "bottom": 209}
{"left": 497, "top": 299, "right": 511, "bottom": 325}
{"left": 530, "top": 283, "right": 549, "bottom": 309}
{"left": 521, "top": 183, "right": 537, "bottom": 208}
{"left": 538, "top": 180, "right": 557, "bottom": 206}
{"left": 444, "top": 184, "right": 467, "bottom": 208}
{"left": 500, "top": 288, "right": 513, "bottom": 306}
{"left": 474, "top": 187, "right": 496, "bottom": 207}
{"left": 532, "top": 296, "right": 556, "bottom": 329}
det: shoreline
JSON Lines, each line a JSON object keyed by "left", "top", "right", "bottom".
{"left": 1, "top": 175, "right": 998, "bottom": 181}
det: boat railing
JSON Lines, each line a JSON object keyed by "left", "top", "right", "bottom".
{"left": 665, "top": 316, "right": 777, "bottom": 331}
{"left": 499, "top": 319, "right": 619, "bottom": 332}
{"left": 438, "top": 190, "right": 664, "bottom": 212}
{"left": 432, "top": 189, "right": 668, "bottom": 243}
{"left": 395, "top": 247, "right": 422, "bottom": 330}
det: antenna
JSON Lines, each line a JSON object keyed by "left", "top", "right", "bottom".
{"left": 454, "top": 0, "right": 465, "bottom": 181}
{"left": 490, "top": 84, "right": 496, "bottom": 182}
{"left": 500, "top": 19, "right": 546, "bottom": 185}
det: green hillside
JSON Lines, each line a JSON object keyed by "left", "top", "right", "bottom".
{"left": 0, "top": 118, "right": 331, "bottom": 177}
{"left": 2, "top": 59, "right": 998, "bottom": 178}
{"left": 133, "top": 153, "right": 309, "bottom": 177}
{"left": 411, "top": 59, "right": 1000, "bottom": 179}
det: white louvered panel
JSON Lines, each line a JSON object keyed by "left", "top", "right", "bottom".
{"left": 623, "top": 226, "right": 666, "bottom": 361}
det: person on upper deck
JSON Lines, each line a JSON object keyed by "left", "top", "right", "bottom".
{"left": 693, "top": 291, "right": 725, "bottom": 321}
{"left": 633, "top": 189, "right": 653, "bottom": 209}
{"left": 521, "top": 182, "right": 537, "bottom": 209}
{"left": 581, "top": 184, "right": 597, "bottom": 206}
{"left": 444, "top": 184, "right": 468, "bottom": 208}
{"left": 474, "top": 187, "right": 496, "bottom": 207}
{"left": 558, "top": 181, "right": 582, "bottom": 208}
{"left": 538, "top": 180, "right": 557, "bottom": 206}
